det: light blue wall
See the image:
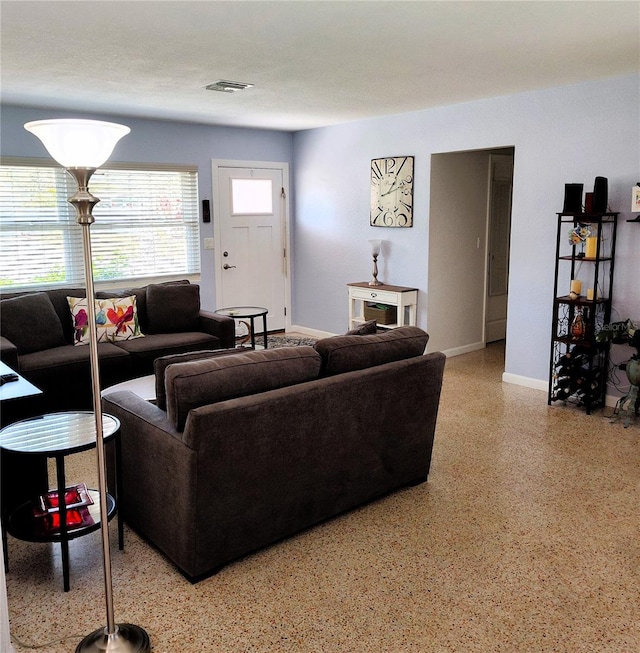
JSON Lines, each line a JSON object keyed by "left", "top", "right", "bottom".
{"left": 292, "top": 74, "right": 640, "bottom": 386}
{"left": 0, "top": 105, "right": 294, "bottom": 311}
{"left": 2, "top": 75, "right": 639, "bottom": 387}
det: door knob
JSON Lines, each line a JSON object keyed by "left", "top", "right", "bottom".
{"left": 223, "top": 263, "right": 236, "bottom": 270}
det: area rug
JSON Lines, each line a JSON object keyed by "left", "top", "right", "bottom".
{"left": 267, "top": 333, "right": 318, "bottom": 348}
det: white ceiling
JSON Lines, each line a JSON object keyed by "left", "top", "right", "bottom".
{"left": 1, "top": 1, "right": 638, "bottom": 132}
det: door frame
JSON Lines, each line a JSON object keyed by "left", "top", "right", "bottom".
{"left": 427, "top": 147, "right": 514, "bottom": 357}
{"left": 211, "top": 159, "right": 292, "bottom": 331}
{"left": 484, "top": 152, "right": 514, "bottom": 343}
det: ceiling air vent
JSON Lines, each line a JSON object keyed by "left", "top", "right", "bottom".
{"left": 205, "top": 80, "right": 254, "bottom": 93}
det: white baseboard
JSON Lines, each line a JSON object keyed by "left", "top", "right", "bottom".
{"left": 288, "top": 325, "right": 336, "bottom": 339}
{"left": 502, "top": 372, "right": 548, "bottom": 392}
{"left": 441, "top": 341, "right": 485, "bottom": 358}
{"left": 502, "top": 373, "right": 623, "bottom": 408}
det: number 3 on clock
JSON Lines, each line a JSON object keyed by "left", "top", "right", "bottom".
{"left": 370, "top": 156, "right": 414, "bottom": 228}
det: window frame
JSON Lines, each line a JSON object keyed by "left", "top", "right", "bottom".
{"left": 0, "top": 157, "right": 201, "bottom": 293}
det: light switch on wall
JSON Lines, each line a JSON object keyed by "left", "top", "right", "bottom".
{"left": 204, "top": 238, "right": 214, "bottom": 250}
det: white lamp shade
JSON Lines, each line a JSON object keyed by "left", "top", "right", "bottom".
{"left": 24, "top": 119, "right": 130, "bottom": 168}
{"left": 369, "top": 239, "right": 382, "bottom": 256}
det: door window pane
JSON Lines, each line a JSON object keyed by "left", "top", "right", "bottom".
{"left": 231, "top": 178, "right": 273, "bottom": 215}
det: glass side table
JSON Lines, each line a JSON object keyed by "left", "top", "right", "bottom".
{"left": 215, "top": 306, "right": 269, "bottom": 349}
{"left": 0, "top": 411, "right": 123, "bottom": 591}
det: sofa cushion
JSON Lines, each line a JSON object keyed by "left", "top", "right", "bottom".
{"left": 113, "top": 331, "right": 222, "bottom": 377}
{"left": 345, "top": 319, "right": 377, "bottom": 336}
{"left": 50, "top": 287, "right": 142, "bottom": 340}
{"left": 314, "top": 326, "right": 429, "bottom": 376}
{"left": 154, "top": 348, "right": 242, "bottom": 411}
{"left": 122, "top": 280, "right": 190, "bottom": 333}
{"left": 44, "top": 287, "right": 87, "bottom": 341}
{"left": 0, "top": 292, "right": 66, "bottom": 354}
{"left": 19, "top": 342, "right": 131, "bottom": 411}
{"left": 67, "top": 295, "right": 144, "bottom": 345}
{"left": 19, "top": 341, "right": 130, "bottom": 373}
{"left": 166, "top": 346, "right": 322, "bottom": 430}
{"left": 146, "top": 283, "right": 200, "bottom": 334}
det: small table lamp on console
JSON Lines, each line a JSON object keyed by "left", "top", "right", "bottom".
{"left": 368, "top": 239, "right": 383, "bottom": 286}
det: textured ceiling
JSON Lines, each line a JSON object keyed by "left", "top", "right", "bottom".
{"left": 1, "top": 1, "right": 638, "bottom": 131}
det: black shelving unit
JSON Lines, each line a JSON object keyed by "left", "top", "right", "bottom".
{"left": 548, "top": 212, "right": 618, "bottom": 414}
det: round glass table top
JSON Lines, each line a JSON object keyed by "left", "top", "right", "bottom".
{"left": 0, "top": 411, "right": 120, "bottom": 455}
{"left": 215, "top": 306, "right": 268, "bottom": 318}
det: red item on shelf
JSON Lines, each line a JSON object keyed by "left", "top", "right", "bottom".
{"left": 44, "top": 487, "right": 82, "bottom": 510}
{"left": 34, "top": 483, "right": 93, "bottom": 517}
{"left": 48, "top": 509, "right": 84, "bottom": 529}
{"left": 36, "top": 506, "right": 95, "bottom": 535}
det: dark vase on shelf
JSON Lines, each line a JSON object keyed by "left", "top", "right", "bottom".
{"left": 571, "top": 309, "right": 586, "bottom": 339}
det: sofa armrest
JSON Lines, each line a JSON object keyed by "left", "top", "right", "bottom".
{"left": 197, "top": 311, "right": 236, "bottom": 349}
{"left": 102, "top": 390, "right": 181, "bottom": 439}
{"left": 0, "top": 336, "right": 19, "bottom": 370}
{"left": 101, "top": 389, "right": 189, "bottom": 504}
{"left": 101, "top": 389, "right": 198, "bottom": 573}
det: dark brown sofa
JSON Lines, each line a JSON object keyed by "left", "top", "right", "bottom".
{"left": 0, "top": 280, "right": 235, "bottom": 419}
{"left": 102, "top": 327, "right": 446, "bottom": 581}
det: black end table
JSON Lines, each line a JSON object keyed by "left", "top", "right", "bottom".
{"left": 215, "top": 306, "right": 269, "bottom": 349}
{"left": 0, "top": 411, "right": 122, "bottom": 591}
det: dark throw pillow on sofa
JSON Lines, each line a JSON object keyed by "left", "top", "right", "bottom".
{"left": 154, "top": 348, "right": 242, "bottom": 410}
{"left": 165, "top": 346, "right": 322, "bottom": 431}
{"left": 314, "top": 326, "right": 429, "bottom": 376}
{"left": 0, "top": 292, "right": 66, "bottom": 354}
{"left": 345, "top": 319, "right": 377, "bottom": 336}
{"left": 146, "top": 283, "right": 200, "bottom": 334}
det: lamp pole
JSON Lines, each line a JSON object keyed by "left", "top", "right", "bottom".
{"left": 24, "top": 120, "right": 150, "bottom": 653}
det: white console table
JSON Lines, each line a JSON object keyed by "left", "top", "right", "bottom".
{"left": 347, "top": 282, "right": 418, "bottom": 330}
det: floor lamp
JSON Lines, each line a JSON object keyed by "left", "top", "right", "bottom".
{"left": 24, "top": 119, "right": 151, "bottom": 653}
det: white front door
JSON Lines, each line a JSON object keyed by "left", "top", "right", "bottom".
{"left": 213, "top": 163, "right": 288, "bottom": 332}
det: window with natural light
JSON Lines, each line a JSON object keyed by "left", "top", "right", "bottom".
{"left": 0, "top": 161, "right": 200, "bottom": 291}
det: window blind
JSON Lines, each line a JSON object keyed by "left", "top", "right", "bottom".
{"left": 0, "top": 161, "right": 200, "bottom": 291}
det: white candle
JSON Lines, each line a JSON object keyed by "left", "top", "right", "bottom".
{"left": 587, "top": 288, "right": 594, "bottom": 300}
{"left": 570, "top": 280, "right": 582, "bottom": 295}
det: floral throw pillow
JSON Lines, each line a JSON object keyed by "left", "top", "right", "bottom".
{"left": 67, "top": 295, "right": 144, "bottom": 345}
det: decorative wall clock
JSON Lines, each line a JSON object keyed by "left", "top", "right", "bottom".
{"left": 370, "top": 156, "right": 414, "bottom": 227}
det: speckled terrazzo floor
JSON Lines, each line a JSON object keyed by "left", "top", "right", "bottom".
{"left": 5, "top": 342, "right": 639, "bottom": 652}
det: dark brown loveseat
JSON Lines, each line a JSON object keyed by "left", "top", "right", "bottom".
{"left": 0, "top": 280, "right": 235, "bottom": 419}
{"left": 102, "top": 327, "right": 446, "bottom": 581}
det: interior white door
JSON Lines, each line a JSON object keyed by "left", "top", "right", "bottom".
{"left": 216, "top": 166, "right": 286, "bottom": 331}
{"left": 485, "top": 154, "right": 513, "bottom": 343}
